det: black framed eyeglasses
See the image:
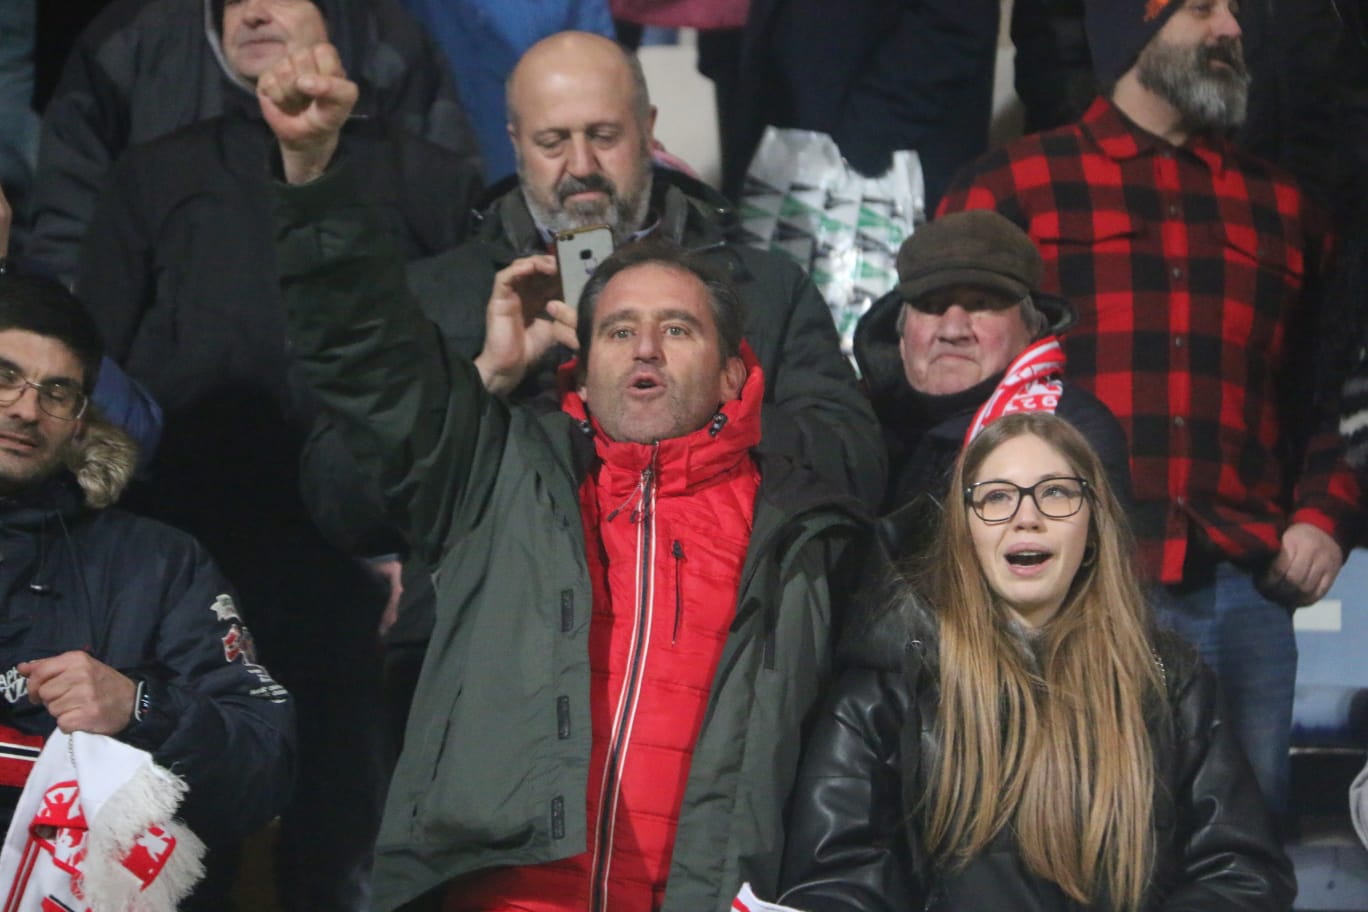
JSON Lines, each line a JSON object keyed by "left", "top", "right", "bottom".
{"left": 0, "top": 365, "right": 89, "bottom": 421}
{"left": 964, "top": 476, "right": 1091, "bottom": 524}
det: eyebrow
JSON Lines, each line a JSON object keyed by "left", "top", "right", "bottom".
{"left": 597, "top": 308, "right": 707, "bottom": 331}
{"left": 975, "top": 472, "right": 1079, "bottom": 485}
{"left": 0, "top": 355, "right": 82, "bottom": 388}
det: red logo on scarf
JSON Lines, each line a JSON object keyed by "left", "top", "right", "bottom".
{"left": 121, "top": 825, "right": 176, "bottom": 888}
{"left": 31, "top": 782, "right": 88, "bottom": 881}
{"left": 964, "top": 336, "right": 1067, "bottom": 445}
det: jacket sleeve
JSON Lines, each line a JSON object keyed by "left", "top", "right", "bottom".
{"left": 274, "top": 159, "right": 509, "bottom": 566}
{"left": 1286, "top": 213, "right": 1361, "bottom": 553}
{"left": 113, "top": 529, "right": 294, "bottom": 848}
{"left": 297, "top": 412, "right": 407, "bottom": 559}
{"left": 74, "top": 153, "right": 167, "bottom": 471}
{"left": 755, "top": 260, "right": 888, "bottom": 510}
{"left": 74, "top": 146, "right": 154, "bottom": 362}
{"left": 829, "top": 0, "right": 999, "bottom": 210}
{"left": 24, "top": 24, "right": 130, "bottom": 286}
{"left": 1158, "top": 660, "right": 1297, "bottom": 911}
{"left": 777, "top": 668, "right": 917, "bottom": 912}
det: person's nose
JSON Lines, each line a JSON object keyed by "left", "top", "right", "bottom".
{"left": 240, "top": 0, "right": 274, "bottom": 26}
{"left": 566, "top": 133, "right": 596, "bottom": 178}
{"left": 937, "top": 305, "right": 974, "bottom": 341}
{"left": 3, "top": 385, "right": 43, "bottom": 424}
{"left": 1211, "top": 0, "right": 1242, "bottom": 39}
{"left": 1012, "top": 489, "right": 1047, "bottom": 529}
{"left": 632, "top": 327, "right": 664, "bottom": 361}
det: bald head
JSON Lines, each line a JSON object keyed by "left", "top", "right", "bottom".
{"left": 506, "top": 32, "right": 651, "bottom": 132}
{"left": 504, "top": 31, "right": 656, "bottom": 244}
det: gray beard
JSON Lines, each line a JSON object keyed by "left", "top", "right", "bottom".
{"left": 1137, "top": 37, "right": 1250, "bottom": 133}
{"left": 522, "top": 172, "right": 654, "bottom": 246}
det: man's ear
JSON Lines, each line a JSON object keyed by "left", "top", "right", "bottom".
{"left": 720, "top": 355, "right": 745, "bottom": 401}
{"left": 646, "top": 105, "right": 658, "bottom": 143}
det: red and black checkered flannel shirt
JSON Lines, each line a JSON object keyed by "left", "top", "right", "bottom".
{"left": 940, "top": 96, "right": 1359, "bottom": 583}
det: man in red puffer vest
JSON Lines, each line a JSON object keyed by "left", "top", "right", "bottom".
{"left": 262, "top": 41, "right": 869, "bottom": 912}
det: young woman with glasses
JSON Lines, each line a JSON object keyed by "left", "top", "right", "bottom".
{"left": 773, "top": 412, "right": 1294, "bottom": 912}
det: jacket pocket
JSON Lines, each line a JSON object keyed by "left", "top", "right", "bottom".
{"left": 1202, "top": 220, "right": 1305, "bottom": 351}
{"left": 1028, "top": 211, "right": 1143, "bottom": 334}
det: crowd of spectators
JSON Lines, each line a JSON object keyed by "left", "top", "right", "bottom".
{"left": 0, "top": 0, "right": 1364, "bottom": 909}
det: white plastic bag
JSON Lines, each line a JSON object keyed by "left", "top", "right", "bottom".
{"left": 738, "top": 127, "right": 924, "bottom": 363}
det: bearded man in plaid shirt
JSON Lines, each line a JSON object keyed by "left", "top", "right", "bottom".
{"left": 939, "top": 0, "right": 1360, "bottom": 819}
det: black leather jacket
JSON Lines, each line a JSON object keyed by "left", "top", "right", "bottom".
{"left": 777, "top": 603, "right": 1296, "bottom": 911}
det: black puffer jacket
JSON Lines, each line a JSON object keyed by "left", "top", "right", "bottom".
{"left": 71, "top": 103, "right": 479, "bottom": 653}
{"left": 0, "top": 419, "right": 294, "bottom": 847}
{"left": 854, "top": 285, "right": 1132, "bottom": 558}
{"left": 776, "top": 600, "right": 1296, "bottom": 911}
{"left": 27, "top": 0, "right": 479, "bottom": 284}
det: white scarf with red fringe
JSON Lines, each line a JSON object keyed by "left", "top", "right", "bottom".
{"left": 963, "top": 335, "right": 1067, "bottom": 445}
{"left": 0, "top": 731, "right": 203, "bottom": 912}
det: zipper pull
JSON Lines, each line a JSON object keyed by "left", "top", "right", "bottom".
{"left": 671, "top": 540, "right": 685, "bottom": 643}
{"left": 631, "top": 466, "right": 653, "bottom": 524}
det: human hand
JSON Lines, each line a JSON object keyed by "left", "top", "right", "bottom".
{"left": 369, "top": 557, "right": 405, "bottom": 636}
{"left": 474, "top": 255, "right": 579, "bottom": 396}
{"left": 18, "top": 651, "right": 138, "bottom": 735}
{"left": 257, "top": 42, "right": 358, "bottom": 184}
{"left": 1261, "top": 522, "right": 1343, "bottom": 607}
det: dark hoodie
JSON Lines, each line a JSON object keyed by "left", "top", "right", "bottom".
{"left": 26, "top": 0, "right": 479, "bottom": 285}
{"left": 853, "top": 287, "right": 1131, "bottom": 558}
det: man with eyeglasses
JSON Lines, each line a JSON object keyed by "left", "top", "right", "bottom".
{"left": 853, "top": 209, "right": 1130, "bottom": 562}
{"left": 0, "top": 273, "right": 294, "bottom": 908}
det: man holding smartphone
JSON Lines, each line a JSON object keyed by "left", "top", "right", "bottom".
{"left": 260, "top": 36, "right": 869, "bottom": 910}
{"left": 291, "top": 30, "right": 887, "bottom": 766}
{"left": 397, "top": 31, "right": 884, "bottom": 506}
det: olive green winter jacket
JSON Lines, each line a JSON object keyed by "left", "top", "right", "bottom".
{"left": 274, "top": 163, "right": 868, "bottom": 912}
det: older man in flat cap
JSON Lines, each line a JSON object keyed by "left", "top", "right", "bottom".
{"left": 855, "top": 209, "right": 1129, "bottom": 559}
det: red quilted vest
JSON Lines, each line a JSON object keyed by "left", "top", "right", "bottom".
{"left": 446, "top": 353, "right": 764, "bottom": 912}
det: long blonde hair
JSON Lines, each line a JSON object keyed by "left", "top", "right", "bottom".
{"left": 919, "top": 412, "right": 1166, "bottom": 910}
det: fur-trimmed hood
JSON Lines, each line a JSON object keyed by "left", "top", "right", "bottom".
{"left": 63, "top": 415, "right": 139, "bottom": 510}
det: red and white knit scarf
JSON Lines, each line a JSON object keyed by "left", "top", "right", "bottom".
{"left": 963, "top": 335, "right": 1067, "bottom": 445}
{"left": 0, "top": 731, "right": 204, "bottom": 912}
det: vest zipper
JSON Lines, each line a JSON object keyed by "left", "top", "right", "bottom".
{"left": 590, "top": 450, "right": 658, "bottom": 911}
{"left": 671, "top": 540, "right": 684, "bottom": 644}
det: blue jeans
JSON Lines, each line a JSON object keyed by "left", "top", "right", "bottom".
{"left": 1154, "top": 562, "right": 1296, "bottom": 819}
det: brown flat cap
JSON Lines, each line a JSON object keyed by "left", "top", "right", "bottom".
{"left": 896, "top": 210, "right": 1043, "bottom": 305}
